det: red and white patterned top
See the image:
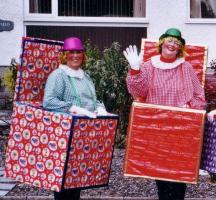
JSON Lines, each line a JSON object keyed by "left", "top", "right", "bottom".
{"left": 126, "top": 56, "right": 206, "bottom": 109}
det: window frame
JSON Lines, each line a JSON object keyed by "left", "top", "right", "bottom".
{"left": 187, "top": 0, "right": 216, "bottom": 24}
{"left": 24, "top": 0, "right": 57, "bottom": 18}
{"left": 24, "top": 0, "right": 149, "bottom": 27}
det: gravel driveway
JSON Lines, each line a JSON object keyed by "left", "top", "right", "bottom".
{"left": 5, "top": 149, "right": 216, "bottom": 199}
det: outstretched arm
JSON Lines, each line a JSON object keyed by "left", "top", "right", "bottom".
{"left": 124, "top": 45, "right": 150, "bottom": 99}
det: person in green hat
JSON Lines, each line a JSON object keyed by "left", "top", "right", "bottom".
{"left": 123, "top": 28, "right": 206, "bottom": 200}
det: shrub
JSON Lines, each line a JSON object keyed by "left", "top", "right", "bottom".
{"left": 0, "top": 77, "right": 2, "bottom": 90}
{"left": 83, "top": 40, "right": 132, "bottom": 148}
{"left": 1, "top": 59, "right": 18, "bottom": 109}
{"left": 3, "top": 58, "right": 18, "bottom": 95}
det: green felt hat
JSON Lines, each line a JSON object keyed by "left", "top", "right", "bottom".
{"left": 159, "top": 28, "right": 185, "bottom": 45}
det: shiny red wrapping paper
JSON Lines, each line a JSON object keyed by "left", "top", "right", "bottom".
{"left": 140, "top": 39, "right": 208, "bottom": 86}
{"left": 124, "top": 102, "right": 206, "bottom": 183}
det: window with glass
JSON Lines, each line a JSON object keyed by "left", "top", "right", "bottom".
{"left": 25, "top": 0, "right": 147, "bottom": 62}
{"left": 58, "top": 0, "right": 146, "bottom": 17}
{"left": 28, "top": 0, "right": 146, "bottom": 17}
{"left": 190, "top": 0, "right": 216, "bottom": 18}
{"left": 29, "top": 0, "right": 52, "bottom": 13}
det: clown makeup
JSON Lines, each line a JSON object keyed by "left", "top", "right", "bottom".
{"left": 161, "top": 37, "right": 182, "bottom": 59}
{"left": 66, "top": 50, "right": 84, "bottom": 70}
{"left": 164, "top": 37, "right": 182, "bottom": 48}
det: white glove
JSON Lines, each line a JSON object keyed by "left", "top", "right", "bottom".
{"left": 207, "top": 109, "right": 216, "bottom": 122}
{"left": 123, "top": 45, "right": 143, "bottom": 70}
{"left": 69, "top": 105, "right": 96, "bottom": 118}
{"left": 182, "top": 104, "right": 189, "bottom": 108}
{"left": 96, "top": 107, "right": 108, "bottom": 116}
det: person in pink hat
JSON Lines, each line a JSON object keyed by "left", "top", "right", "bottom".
{"left": 43, "top": 37, "right": 107, "bottom": 200}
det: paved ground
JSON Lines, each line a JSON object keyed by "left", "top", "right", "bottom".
{"left": 0, "top": 111, "right": 216, "bottom": 200}
{"left": 0, "top": 168, "right": 16, "bottom": 197}
{"left": 1, "top": 196, "right": 216, "bottom": 200}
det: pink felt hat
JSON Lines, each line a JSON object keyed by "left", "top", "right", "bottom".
{"left": 62, "top": 37, "right": 85, "bottom": 51}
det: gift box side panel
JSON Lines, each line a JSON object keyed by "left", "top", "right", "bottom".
{"left": 4, "top": 102, "right": 72, "bottom": 192}
{"left": 63, "top": 117, "right": 118, "bottom": 189}
{"left": 201, "top": 119, "right": 216, "bottom": 173}
{"left": 15, "top": 37, "right": 63, "bottom": 103}
{"left": 124, "top": 103, "right": 205, "bottom": 183}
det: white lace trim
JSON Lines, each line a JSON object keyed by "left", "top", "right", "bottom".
{"left": 151, "top": 55, "right": 185, "bottom": 69}
{"left": 59, "top": 64, "right": 84, "bottom": 79}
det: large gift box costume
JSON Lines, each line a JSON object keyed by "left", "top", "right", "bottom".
{"left": 201, "top": 119, "right": 216, "bottom": 173}
{"left": 200, "top": 58, "right": 216, "bottom": 173}
{"left": 201, "top": 68, "right": 216, "bottom": 173}
{"left": 124, "top": 39, "right": 207, "bottom": 183}
{"left": 4, "top": 37, "right": 118, "bottom": 192}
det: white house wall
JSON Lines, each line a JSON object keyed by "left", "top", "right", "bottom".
{"left": 147, "top": 0, "right": 216, "bottom": 65}
{"left": 0, "top": 0, "right": 216, "bottom": 66}
{"left": 0, "top": 0, "right": 23, "bottom": 66}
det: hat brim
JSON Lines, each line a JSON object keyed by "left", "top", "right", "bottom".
{"left": 60, "top": 48, "right": 85, "bottom": 52}
{"left": 159, "top": 34, "right": 185, "bottom": 45}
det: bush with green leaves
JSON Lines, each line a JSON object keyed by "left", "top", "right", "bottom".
{"left": 3, "top": 58, "right": 18, "bottom": 94}
{"left": 1, "top": 59, "right": 18, "bottom": 109}
{"left": 83, "top": 40, "right": 132, "bottom": 148}
{"left": 0, "top": 78, "right": 2, "bottom": 90}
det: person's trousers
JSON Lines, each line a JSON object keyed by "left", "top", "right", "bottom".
{"left": 54, "top": 189, "right": 81, "bottom": 200}
{"left": 156, "top": 180, "right": 186, "bottom": 200}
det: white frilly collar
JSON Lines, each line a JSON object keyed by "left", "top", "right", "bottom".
{"left": 151, "top": 55, "right": 185, "bottom": 70}
{"left": 59, "top": 64, "right": 84, "bottom": 79}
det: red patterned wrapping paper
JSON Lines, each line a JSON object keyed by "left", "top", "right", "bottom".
{"left": 124, "top": 102, "right": 206, "bottom": 184}
{"left": 5, "top": 102, "right": 72, "bottom": 191}
{"left": 5, "top": 102, "right": 118, "bottom": 191}
{"left": 14, "top": 37, "right": 63, "bottom": 103}
{"left": 5, "top": 37, "right": 119, "bottom": 191}
{"left": 64, "top": 117, "right": 118, "bottom": 189}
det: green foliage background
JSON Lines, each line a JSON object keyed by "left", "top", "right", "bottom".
{"left": 83, "top": 40, "right": 132, "bottom": 148}
{"left": 3, "top": 59, "right": 18, "bottom": 94}
{"left": 1, "top": 59, "right": 18, "bottom": 109}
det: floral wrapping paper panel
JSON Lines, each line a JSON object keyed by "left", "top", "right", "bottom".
{"left": 201, "top": 119, "right": 216, "bottom": 173}
{"left": 14, "top": 37, "right": 63, "bottom": 103}
{"left": 124, "top": 102, "right": 205, "bottom": 184}
{"left": 5, "top": 102, "right": 72, "bottom": 192}
{"left": 64, "top": 118, "right": 118, "bottom": 189}
{"left": 5, "top": 102, "right": 119, "bottom": 191}
{"left": 140, "top": 39, "right": 207, "bottom": 86}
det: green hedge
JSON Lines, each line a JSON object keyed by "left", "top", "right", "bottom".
{"left": 83, "top": 40, "right": 132, "bottom": 148}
